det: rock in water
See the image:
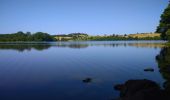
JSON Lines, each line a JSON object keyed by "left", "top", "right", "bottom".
{"left": 82, "top": 78, "right": 92, "bottom": 83}
{"left": 144, "top": 68, "right": 154, "bottom": 72}
{"left": 114, "top": 79, "right": 168, "bottom": 100}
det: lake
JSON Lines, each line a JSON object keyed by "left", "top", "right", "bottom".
{"left": 0, "top": 41, "right": 167, "bottom": 100}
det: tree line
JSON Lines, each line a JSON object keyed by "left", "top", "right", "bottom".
{"left": 0, "top": 31, "right": 54, "bottom": 42}
{"left": 0, "top": 32, "right": 161, "bottom": 42}
{"left": 88, "top": 35, "right": 160, "bottom": 41}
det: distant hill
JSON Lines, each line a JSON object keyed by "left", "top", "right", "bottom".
{"left": 127, "top": 33, "right": 160, "bottom": 38}
{"left": 53, "top": 33, "right": 161, "bottom": 41}
{"left": 54, "top": 33, "right": 88, "bottom": 41}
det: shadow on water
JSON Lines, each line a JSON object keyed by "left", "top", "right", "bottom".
{"left": 114, "top": 46, "right": 170, "bottom": 100}
{"left": 156, "top": 47, "right": 170, "bottom": 93}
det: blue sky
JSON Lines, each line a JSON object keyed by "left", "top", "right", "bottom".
{"left": 0, "top": 0, "right": 169, "bottom": 35}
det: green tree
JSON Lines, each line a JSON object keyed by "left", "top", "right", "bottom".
{"left": 0, "top": 32, "right": 54, "bottom": 42}
{"left": 32, "top": 32, "right": 53, "bottom": 41}
{"left": 156, "top": 2, "right": 170, "bottom": 40}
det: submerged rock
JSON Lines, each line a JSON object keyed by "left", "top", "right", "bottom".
{"left": 144, "top": 68, "right": 154, "bottom": 72}
{"left": 82, "top": 78, "right": 92, "bottom": 83}
{"left": 114, "top": 79, "right": 168, "bottom": 100}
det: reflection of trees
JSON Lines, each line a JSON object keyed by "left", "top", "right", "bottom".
{"left": 114, "top": 46, "right": 170, "bottom": 100}
{"left": 68, "top": 44, "right": 88, "bottom": 49}
{"left": 0, "top": 42, "right": 166, "bottom": 51}
{"left": 54, "top": 42, "right": 165, "bottom": 49}
{"left": 55, "top": 42, "right": 123, "bottom": 49}
{"left": 156, "top": 47, "right": 170, "bottom": 92}
{"left": 0, "top": 44, "right": 51, "bottom": 52}
{"left": 128, "top": 43, "right": 164, "bottom": 48}
{"left": 56, "top": 44, "right": 89, "bottom": 49}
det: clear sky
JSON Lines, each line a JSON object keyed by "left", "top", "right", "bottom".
{"left": 0, "top": 0, "right": 169, "bottom": 35}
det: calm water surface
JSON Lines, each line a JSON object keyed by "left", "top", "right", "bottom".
{"left": 0, "top": 41, "right": 166, "bottom": 100}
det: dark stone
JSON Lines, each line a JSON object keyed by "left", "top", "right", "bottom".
{"left": 144, "top": 68, "right": 154, "bottom": 72}
{"left": 82, "top": 78, "right": 92, "bottom": 83}
{"left": 114, "top": 79, "right": 168, "bottom": 100}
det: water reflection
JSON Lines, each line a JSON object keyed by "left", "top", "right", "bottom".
{"left": 114, "top": 46, "right": 170, "bottom": 100}
{"left": 55, "top": 41, "right": 165, "bottom": 48}
{"left": 0, "top": 41, "right": 167, "bottom": 100}
{"left": 0, "top": 44, "right": 51, "bottom": 52}
{"left": 55, "top": 43, "right": 89, "bottom": 49}
{"left": 0, "top": 41, "right": 166, "bottom": 52}
{"left": 156, "top": 47, "right": 170, "bottom": 93}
